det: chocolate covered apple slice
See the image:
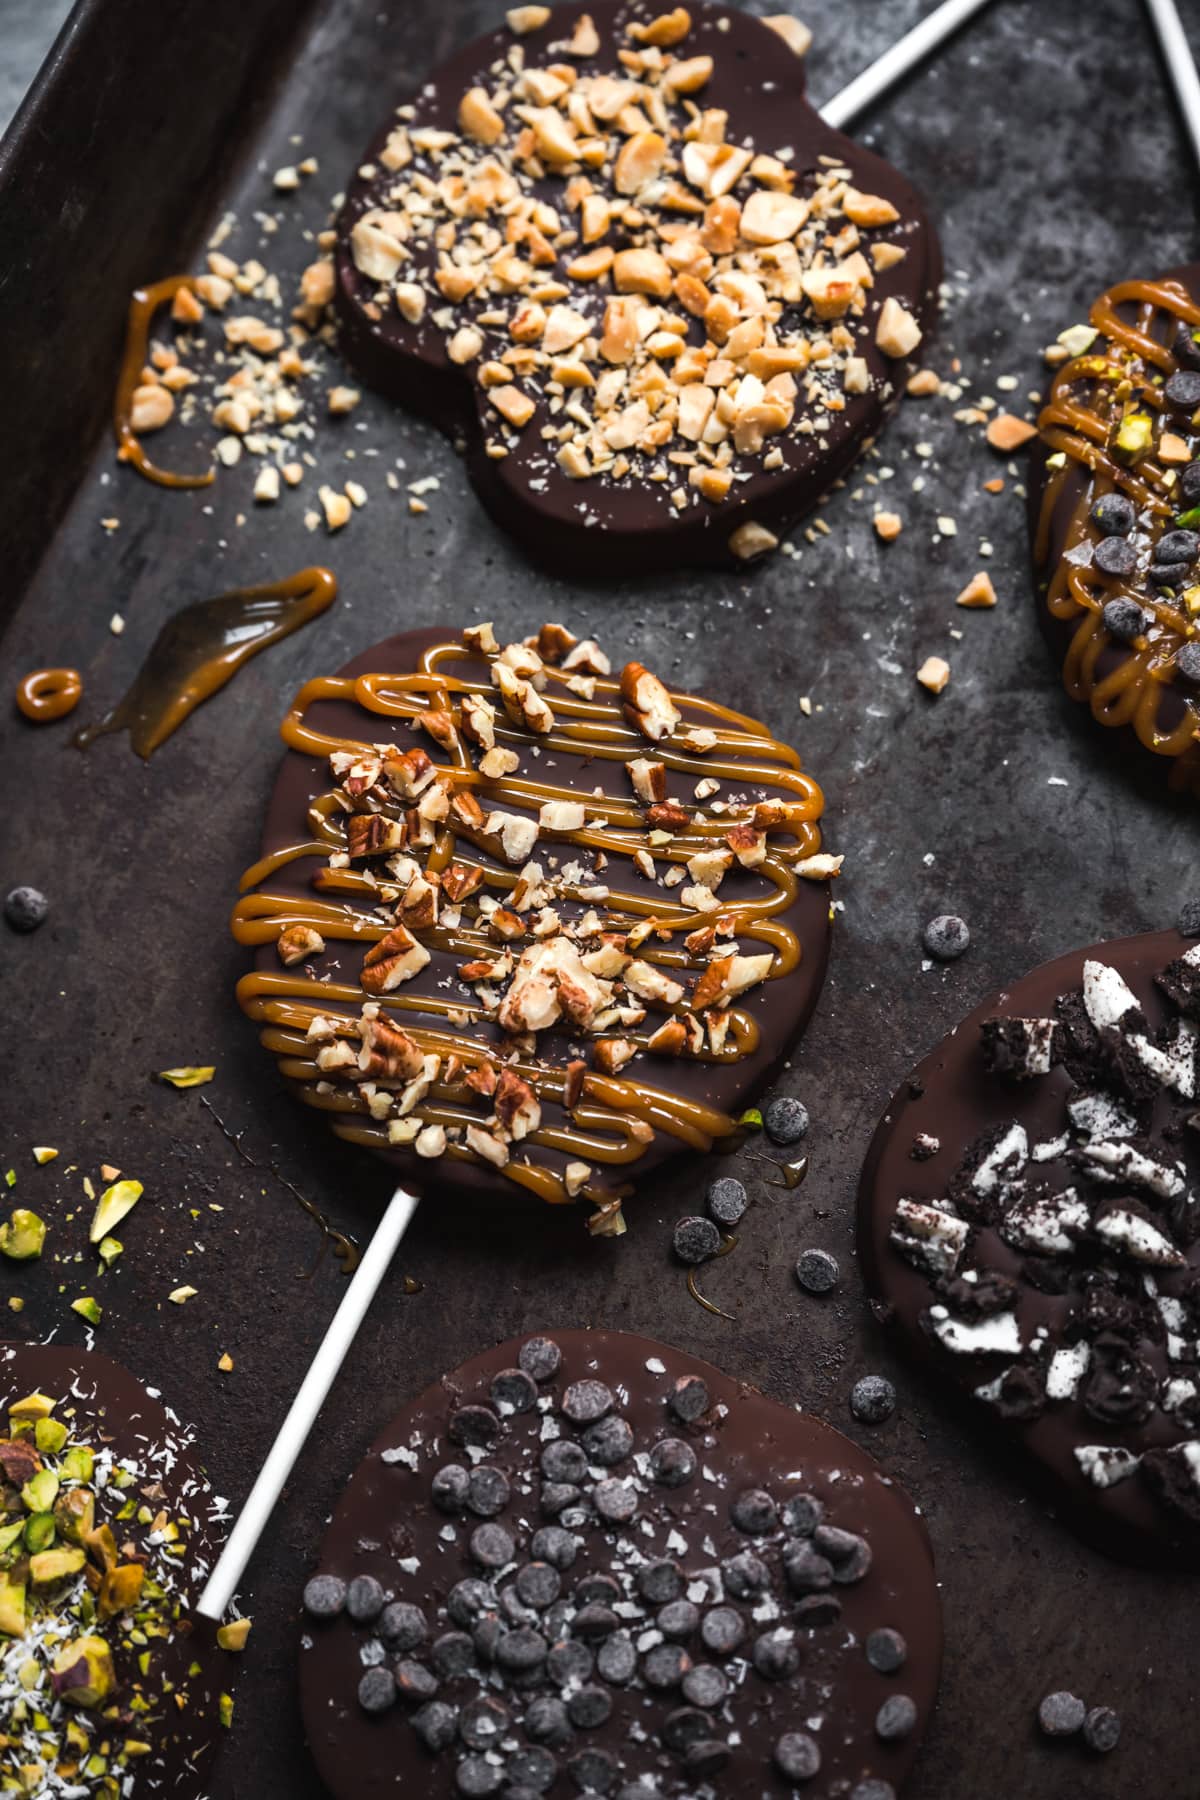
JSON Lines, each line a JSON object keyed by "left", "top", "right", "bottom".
{"left": 298, "top": 1328, "right": 941, "bottom": 1798}
{"left": 334, "top": 2, "right": 939, "bottom": 574}
{"left": 0, "top": 1342, "right": 232, "bottom": 1794}
{"left": 860, "top": 927, "right": 1200, "bottom": 1565}
{"left": 234, "top": 621, "right": 834, "bottom": 1232}
{"left": 1032, "top": 268, "right": 1200, "bottom": 794}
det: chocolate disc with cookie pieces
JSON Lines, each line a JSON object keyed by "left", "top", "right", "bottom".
{"left": 859, "top": 927, "right": 1200, "bottom": 1565}
{"left": 298, "top": 1328, "right": 941, "bottom": 1798}
{"left": 234, "top": 622, "right": 834, "bottom": 1231}
{"left": 1031, "top": 267, "right": 1200, "bottom": 794}
{"left": 0, "top": 1342, "right": 232, "bottom": 1795}
{"left": 334, "top": 1, "right": 940, "bottom": 576}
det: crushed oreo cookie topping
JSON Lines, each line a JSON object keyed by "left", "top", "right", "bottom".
{"left": 860, "top": 927, "right": 1200, "bottom": 1562}
{"left": 298, "top": 1330, "right": 941, "bottom": 1797}
{"left": 235, "top": 623, "right": 833, "bottom": 1230}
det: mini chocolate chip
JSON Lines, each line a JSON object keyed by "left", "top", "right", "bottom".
{"left": 573, "top": 1603, "right": 620, "bottom": 1639}
{"left": 515, "top": 1562, "right": 561, "bottom": 1610}
{"left": 592, "top": 1478, "right": 638, "bottom": 1522}
{"left": 774, "top": 1732, "right": 821, "bottom": 1780}
{"left": 467, "top": 1465, "right": 510, "bottom": 1518}
{"left": 411, "top": 1698, "right": 457, "bottom": 1751}
{"left": 700, "top": 1606, "right": 745, "bottom": 1654}
{"left": 562, "top": 1379, "right": 614, "bottom": 1423}
{"left": 547, "top": 1640, "right": 595, "bottom": 1686}
{"left": 519, "top": 1336, "right": 562, "bottom": 1381}
{"left": 765, "top": 1095, "right": 809, "bottom": 1143}
{"left": 431, "top": 1630, "right": 475, "bottom": 1677}
{"left": 1179, "top": 899, "right": 1200, "bottom": 936}
{"left": 637, "top": 1559, "right": 683, "bottom": 1604}
{"left": 876, "top": 1694, "right": 918, "bottom": 1740}
{"left": 449, "top": 1404, "right": 500, "bottom": 1447}
{"left": 681, "top": 1663, "right": 728, "bottom": 1708}
{"left": 1102, "top": 596, "right": 1148, "bottom": 641}
{"left": 782, "top": 1493, "right": 824, "bottom": 1536}
{"left": 673, "top": 1214, "right": 721, "bottom": 1264}
{"left": 813, "top": 1526, "right": 873, "bottom": 1584}
{"left": 650, "top": 1437, "right": 697, "bottom": 1487}
{"left": 1039, "top": 1691, "right": 1086, "bottom": 1737}
{"left": 1175, "top": 322, "right": 1200, "bottom": 372}
{"left": 1166, "top": 370, "right": 1200, "bottom": 411}
{"left": 497, "top": 1626, "right": 548, "bottom": 1674}
{"left": 346, "top": 1573, "right": 385, "bottom": 1623}
{"left": 470, "top": 1522, "right": 515, "bottom": 1569}
{"left": 866, "top": 1627, "right": 908, "bottom": 1672}
{"left": 530, "top": 1526, "right": 578, "bottom": 1570}
{"left": 851, "top": 1375, "right": 897, "bottom": 1424}
{"left": 461, "top": 1696, "right": 509, "bottom": 1750}
{"left": 509, "top": 1748, "right": 557, "bottom": 1793}
{"left": 395, "top": 1659, "right": 438, "bottom": 1703}
{"left": 1083, "top": 1705, "right": 1121, "bottom": 1753}
{"left": 642, "top": 1642, "right": 692, "bottom": 1688}
{"left": 1091, "top": 492, "right": 1135, "bottom": 536}
{"left": 491, "top": 1367, "right": 538, "bottom": 1415}
{"left": 525, "top": 1695, "right": 572, "bottom": 1746}
{"left": 706, "top": 1175, "right": 748, "bottom": 1225}
{"left": 685, "top": 1739, "right": 729, "bottom": 1776}
{"left": 669, "top": 1373, "right": 709, "bottom": 1421}
{"left": 1177, "top": 643, "right": 1200, "bottom": 684}
{"left": 721, "top": 1550, "right": 770, "bottom": 1598}
{"left": 568, "top": 1749, "right": 616, "bottom": 1793}
{"left": 432, "top": 1463, "right": 471, "bottom": 1513}
{"left": 752, "top": 1630, "right": 800, "bottom": 1680}
{"left": 1149, "top": 560, "right": 1191, "bottom": 587}
{"left": 1183, "top": 458, "right": 1200, "bottom": 500}
{"left": 447, "top": 1579, "right": 497, "bottom": 1627}
{"left": 796, "top": 1592, "right": 842, "bottom": 1627}
{"left": 302, "top": 1573, "right": 346, "bottom": 1619}
{"left": 575, "top": 1572, "right": 621, "bottom": 1606}
{"left": 783, "top": 1544, "right": 834, "bottom": 1594}
{"left": 582, "top": 1414, "right": 634, "bottom": 1465}
{"left": 596, "top": 1631, "right": 638, "bottom": 1683}
{"left": 1160, "top": 527, "right": 1199, "bottom": 563}
{"left": 663, "top": 1705, "right": 712, "bottom": 1751}
{"left": 541, "top": 1440, "right": 588, "bottom": 1484}
{"left": 1094, "top": 536, "right": 1138, "bottom": 577}
{"left": 456, "top": 1756, "right": 503, "bottom": 1797}
{"left": 3, "top": 887, "right": 47, "bottom": 933}
{"left": 730, "top": 1487, "right": 778, "bottom": 1534}
{"left": 567, "top": 1684, "right": 613, "bottom": 1729}
{"left": 472, "top": 1615, "right": 505, "bottom": 1662}
{"left": 501, "top": 1587, "right": 537, "bottom": 1628}
{"left": 851, "top": 1783, "right": 896, "bottom": 1800}
{"left": 922, "top": 914, "right": 969, "bottom": 961}
{"left": 380, "top": 1601, "right": 427, "bottom": 1651}
{"left": 795, "top": 1248, "right": 839, "bottom": 1295}
{"left": 657, "top": 1599, "right": 700, "bottom": 1639}
{"left": 357, "top": 1666, "right": 396, "bottom": 1714}
{"left": 541, "top": 1482, "right": 581, "bottom": 1517}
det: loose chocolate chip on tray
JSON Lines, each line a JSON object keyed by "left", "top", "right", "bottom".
{"left": 706, "top": 1176, "right": 749, "bottom": 1226}
{"left": 851, "top": 1376, "right": 898, "bottom": 1424}
{"left": 3, "top": 885, "right": 48, "bottom": 932}
{"left": 672, "top": 1215, "right": 721, "bottom": 1264}
{"left": 922, "top": 914, "right": 970, "bottom": 961}
{"left": 765, "top": 1096, "right": 810, "bottom": 1144}
{"left": 1083, "top": 1705, "right": 1122, "bottom": 1753}
{"left": 796, "top": 1247, "right": 840, "bottom": 1294}
{"left": 1039, "top": 1691, "right": 1087, "bottom": 1737}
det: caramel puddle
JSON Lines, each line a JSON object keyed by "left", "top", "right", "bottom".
{"left": 114, "top": 275, "right": 216, "bottom": 489}
{"left": 687, "top": 1233, "right": 739, "bottom": 1321}
{"left": 75, "top": 567, "right": 337, "bottom": 758}
{"left": 749, "top": 1152, "right": 810, "bottom": 1191}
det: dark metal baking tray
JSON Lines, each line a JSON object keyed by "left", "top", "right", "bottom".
{"left": 1, "top": 1, "right": 1198, "bottom": 1794}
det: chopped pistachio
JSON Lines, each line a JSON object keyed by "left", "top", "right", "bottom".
{"left": 168, "top": 1286, "right": 198, "bottom": 1305}
{"left": 31, "top": 1147, "right": 58, "bottom": 1165}
{"left": 89, "top": 1180, "right": 142, "bottom": 1244}
{"left": 1114, "top": 411, "right": 1153, "bottom": 460}
{"left": 71, "top": 1297, "right": 102, "bottom": 1327}
{"left": 34, "top": 1417, "right": 67, "bottom": 1456}
{"left": 0, "top": 1209, "right": 46, "bottom": 1261}
{"left": 218, "top": 1693, "right": 235, "bottom": 1728}
{"left": 97, "top": 1236, "right": 123, "bottom": 1268}
{"left": 216, "top": 1618, "right": 252, "bottom": 1651}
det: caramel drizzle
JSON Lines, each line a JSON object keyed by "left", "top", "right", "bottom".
{"left": 234, "top": 637, "right": 825, "bottom": 1209}
{"left": 16, "top": 667, "right": 82, "bottom": 723}
{"left": 114, "top": 276, "right": 216, "bottom": 489}
{"left": 1036, "top": 278, "right": 1200, "bottom": 782}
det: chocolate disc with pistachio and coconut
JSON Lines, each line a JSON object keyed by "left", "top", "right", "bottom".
{"left": 234, "top": 622, "right": 835, "bottom": 1232}
{"left": 298, "top": 1329, "right": 942, "bottom": 1798}
{"left": 334, "top": 1, "right": 940, "bottom": 575}
{"left": 860, "top": 927, "right": 1200, "bottom": 1565}
{"left": 0, "top": 1342, "right": 236, "bottom": 1796}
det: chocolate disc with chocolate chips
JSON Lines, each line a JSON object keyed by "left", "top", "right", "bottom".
{"left": 334, "top": 2, "right": 940, "bottom": 576}
{"left": 235, "top": 623, "right": 833, "bottom": 1228}
{"left": 859, "top": 927, "right": 1200, "bottom": 1565}
{"left": 298, "top": 1329, "right": 941, "bottom": 1797}
{"left": 1031, "top": 267, "right": 1200, "bottom": 795}
{"left": 0, "top": 1342, "right": 231, "bottom": 1795}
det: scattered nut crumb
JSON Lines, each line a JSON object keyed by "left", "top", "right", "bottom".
{"left": 955, "top": 571, "right": 997, "bottom": 610}
{"left": 906, "top": 368, "right": 940, "bottom": 397}
{"left": 873, "top": 511, "right": 903, "bottom": 541}
{"left": 986, "top": 412, "right": 1037, "bottom": 452}
{"left": 917, "top": 655, "right": 951, "bottom": 695}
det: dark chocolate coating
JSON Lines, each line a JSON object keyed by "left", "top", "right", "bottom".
{"left": 858, "top": 928, "right": 1200, "bottom": 1566}
{"left": 297, "top": 1329, "right": 941, "bottom": 1797}
{"left": 0, "top": 1341, "right": 229, "bottom": 1794}
{"left": 333, "top": 1, "right": 941, "bottom": 576}
{"left": 250, "top": 626, "right": 832, "bottom": 1208}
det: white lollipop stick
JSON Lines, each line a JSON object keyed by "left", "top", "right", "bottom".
{"left": 195, "top": 1183, "right": 420, "bottom": 1621}
{"left": 1145, "top": 0, "right": 1200, "bottom": 175}
{"left": 820, "top": 0, "right": 997, "bottom": 129}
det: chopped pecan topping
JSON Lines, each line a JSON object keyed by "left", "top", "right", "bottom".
{"left": 277, "top": 923, "right": 325, "bottom": 965}
{"left": 621, "top": 662, "right": 682, "bottom": 742}
{"left": 347, "top": 813, "right": 407, "bottom": 860}
{"left": 360, "top": 922, "right": 432, "bottom": 994}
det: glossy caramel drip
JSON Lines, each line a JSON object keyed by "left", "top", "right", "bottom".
{"left": 16, "top": 667, "right": 82, "bottom": 723}
{"left": 75, "top": 568, "right": 337, "bottom": 759}
{"left": 234, "top": 634, "right": 827, "bottom": 1212}
{"left": 1036, "top": 278, "right": 1200, "bottom": 790}
{"left": 114, "top": 276, "right": 216, "bottom": 489}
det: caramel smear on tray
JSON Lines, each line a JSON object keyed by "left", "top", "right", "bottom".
{"left": 115, "top": 275, "right": 217, "bottom": 488}
{"left": 16, "top": 667, "right": 82, "bottom": 722}
{"left": 1036, "top": 277, "right": 1200, "bottom": 792}
{"left": 75, "top": 566, "right": 337, "bottom": 758}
